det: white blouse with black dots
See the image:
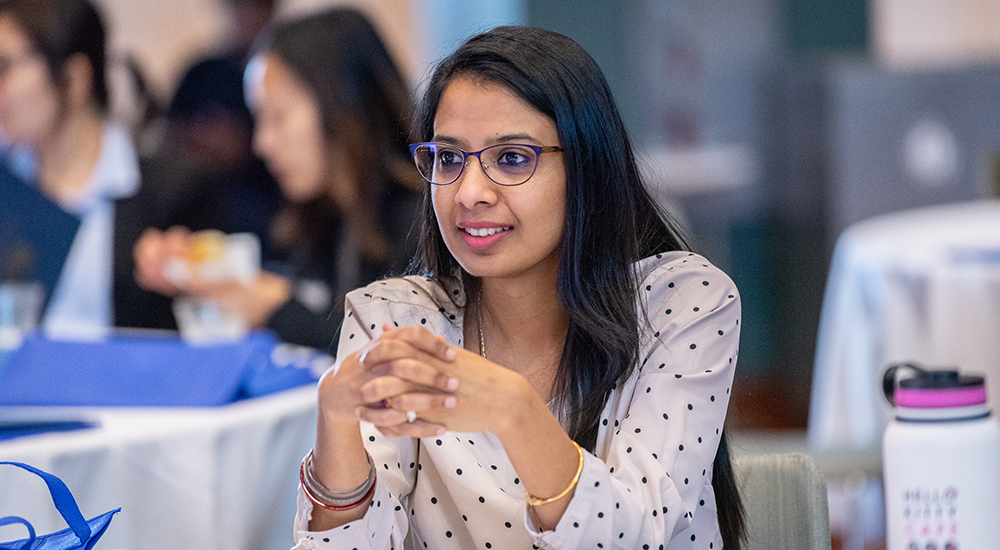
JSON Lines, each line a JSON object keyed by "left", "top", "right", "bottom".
{"left": 292, "top": 251, "right": 741, "bottom": 550}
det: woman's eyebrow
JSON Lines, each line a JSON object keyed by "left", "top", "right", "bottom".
{"left": 494, "top": 133, "right": 540, "bottom": 144}
{"left": 431, "top": 133, "right": 542, "bottom": 147}
{"left": 431, "top": 134, "right": 463, "bottom": 146}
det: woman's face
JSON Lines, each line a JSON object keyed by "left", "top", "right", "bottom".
{"left": 247, "top": 53, "right": 327, "bottom": 203}
{"left": 431, "top": 77, "right": 567, "bottom": 283}
{"left": 0, "top": 15, "right": 61, "bottom": 149}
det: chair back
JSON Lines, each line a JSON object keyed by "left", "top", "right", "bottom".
{"left": 734, "top": 453, "right": 831, "bottom": 550}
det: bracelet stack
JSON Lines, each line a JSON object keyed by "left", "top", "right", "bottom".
{"left": 525, "top": 441, "right": 585, "bottom": 507}
{"left": 300, "top": 449, "right": 377, "bottom": 511}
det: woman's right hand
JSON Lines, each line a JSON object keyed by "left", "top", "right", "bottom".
{"left": 306, "top": 327, "right": 457, "bottom": 531}
{"left": 316, "top": 345, "right": 374, "bottom": 425}
{"left": 308, "top": 348, "right": 381, "bottom": 531}
{"left": 317, "top": 326, "right": 457, "bottom": 426}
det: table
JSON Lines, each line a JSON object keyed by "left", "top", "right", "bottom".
{"left": 808, "top": 200, "right": 1000, "bottom": 451}
{"left": 0, "top": 386, "right": 317, "bottom": 550}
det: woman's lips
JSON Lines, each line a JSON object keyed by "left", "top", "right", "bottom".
{"left": 464, "top": 226, "right": 510, "bottom": 237}
{"left": 459, "top": 224, "right": 512, "bottom": 249}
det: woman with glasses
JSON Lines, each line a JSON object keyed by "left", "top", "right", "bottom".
{"left": 134, "top": 8, "right": 421, "bottom": 350}
{"left": 296, "top": 26, "right": 745, "bottom": 550}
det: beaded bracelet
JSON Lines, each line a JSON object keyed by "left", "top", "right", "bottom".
{"left": 525, "top": 441, "right": 584, "bottom": 507}
{"left": 299, "top": 449, "right": 377, "bottom": 511}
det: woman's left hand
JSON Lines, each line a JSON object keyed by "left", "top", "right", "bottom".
{"left": 356, "top": 324, "right": 535, "bottom": 438}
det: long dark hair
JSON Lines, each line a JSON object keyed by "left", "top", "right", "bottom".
{"left": 0, "top": 0, "right": 108, "bottom": 112}
{"left": 410, "top": 26, "right": 744, "bottom": 548}
{"left": 251, "top": 8, "right": 420, "bottom": 265}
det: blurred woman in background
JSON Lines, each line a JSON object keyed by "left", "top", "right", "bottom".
{"left": 0, "top": 0, "right": 137, "bottom": 337}
{"left": 135, "top": 8, "right": 422, "bottom": 351}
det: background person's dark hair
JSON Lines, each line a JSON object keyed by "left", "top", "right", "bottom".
{"left": 251, "top": 8, "right": 419, "bottom": 265}
{"left": 410, "top": 25, "right": 744, "bottom": 549}
{"left": 0, "top": 0, "right": 109, "bottom": 112}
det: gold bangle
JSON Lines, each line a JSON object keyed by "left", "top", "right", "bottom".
{"left": 525, "top": 441, "right": 584, "bottom": 507}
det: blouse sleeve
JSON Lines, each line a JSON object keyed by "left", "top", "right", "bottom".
{"left": 527, "top": 254, "right": 740, "bottom": 550}
{"left": 291, "top": 286, "right": 422, "bottom": 550}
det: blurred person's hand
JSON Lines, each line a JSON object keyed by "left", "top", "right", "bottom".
{"left": 134, "top": 226, "right": 192, "bottom": 296}
{"left": 181, "top": 271, "right": 291, "bottom": 328}
{"left": 134, "top": 226, "right": 292, "bottom": 327}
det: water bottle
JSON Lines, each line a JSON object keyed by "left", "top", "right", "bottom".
{"left": 882, "top": 363, "right": 1000, "bottom": 550}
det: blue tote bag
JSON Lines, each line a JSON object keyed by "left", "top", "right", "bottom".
{"left": 0, "top": 462, "right": 119, "bottom": 550}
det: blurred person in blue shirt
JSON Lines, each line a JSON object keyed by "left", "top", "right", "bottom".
{"left": 0, "top": 0, "right": 237, "bottom": 335}
{"left": 0, "top": 0, "right": 138, "bottom": 338}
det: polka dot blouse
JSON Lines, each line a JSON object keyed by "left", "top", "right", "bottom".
{"left": 292, "top": 252, "right": 740, "bottom": 550}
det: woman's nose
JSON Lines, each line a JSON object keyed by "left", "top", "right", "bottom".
{"left": 453, "top": 156, "right": 497, "bottom": 207}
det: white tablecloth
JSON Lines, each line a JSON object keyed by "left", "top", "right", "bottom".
{"left": 808, "top": 200, "right": 1000, "bottom": 450}
{"left": 0, "top": 385, "right": 317, "bottom": 550}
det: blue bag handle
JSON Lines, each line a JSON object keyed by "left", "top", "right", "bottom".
{"left": 0, "top": 517, "right": 34, "bottom": 550}
{"left": 0, "top": 462, "right": 90, "bottom": 545}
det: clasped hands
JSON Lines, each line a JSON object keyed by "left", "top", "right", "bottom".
{"left": 321, "top": 324, "right": 529, "bottom": 439}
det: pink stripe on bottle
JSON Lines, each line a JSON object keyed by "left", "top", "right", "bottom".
{"left": 896, "top": 385, "right": 987, "bottom": 408}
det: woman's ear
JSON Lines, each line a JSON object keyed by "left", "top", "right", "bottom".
{"left": 61, "top": 52, "right": 95, "bottom": 111}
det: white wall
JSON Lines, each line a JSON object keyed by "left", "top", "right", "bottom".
{"left": 96, "top": 0, "right": 417, "bottom": 103}
{"left": 872, "top": 0, "right": 1000, "bottom": 68}
{"left": 96, "top": 0, "right": 523, "bottom": 106}
{"left": 96, "top": 0, "right": 229, "bottom": 102}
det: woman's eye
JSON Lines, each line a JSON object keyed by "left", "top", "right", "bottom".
{"left": 496, "top": 149, "right": 532, "bottom": 167}
{"left": 438, "top": 150, "right": 461, "bottom": 167}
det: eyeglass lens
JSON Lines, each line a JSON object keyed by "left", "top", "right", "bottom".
{"left": 412, "top": 143, "right": 540, "bottom": 185}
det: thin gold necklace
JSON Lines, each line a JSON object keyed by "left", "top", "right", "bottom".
{"left": 477, "top": 304, "right": 487, "bottom": 359}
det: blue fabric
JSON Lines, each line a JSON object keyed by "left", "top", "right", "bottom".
{"left": 0, "top": 330, "right": 319, "bottom": 408}
{"left": 0, "top": 422, "right": 97, "bottom": 443}
{"left": 0, "top": 509, "right": 117, "bottom": 550}
{"left": 0, "top": 462, "right": 120, "bottom": 550}
{"left": 238, "top": 340, "right": 327, "bottom": 400}
{"left": 0, "top": 517, "right": 34, "bottom": 550}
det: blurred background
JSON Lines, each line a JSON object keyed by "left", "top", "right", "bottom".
{"left": 6, "top": 0, "right": 1000, "bottom": 548}
{"left": 101, "top": 0, "right": 1000, "bottom": 431}
{"left": 122, "top": 0, "right": 1000, "bottom": 543}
